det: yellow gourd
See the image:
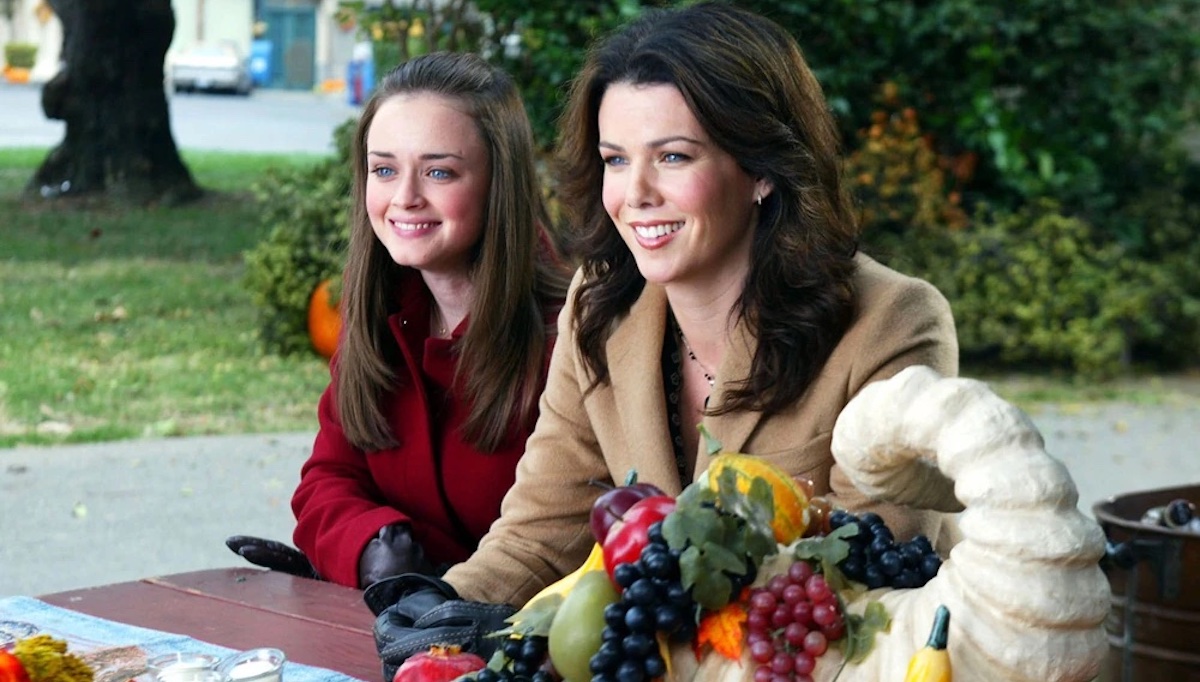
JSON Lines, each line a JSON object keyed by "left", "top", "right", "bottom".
{"left": 519, "top": 542, "right": 605, "bottom": 609}
{"left": 904, "top": 605, "right": 951, "bottom": 682}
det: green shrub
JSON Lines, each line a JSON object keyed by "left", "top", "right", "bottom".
{"left": 4, "top": 42, "right": 37, "bottom": 69}
{"left": 918, "top": 200, "right": 1163, "bottom": 378}
{"left": 1109, "top": 173, "right": 1200, "bottom": 366}
{"left": 243, "top": 119, "right": 356, "bottom": 355}
{"left": 735, "top": 0, "right": 1200, "bottom": 241}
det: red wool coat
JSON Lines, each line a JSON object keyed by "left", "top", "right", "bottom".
{"left": 291, "top": 277, "right": 556, "bottom": 588}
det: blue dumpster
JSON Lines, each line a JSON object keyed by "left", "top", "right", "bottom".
{"left": 249, "top": 39, "right": 273, "bottom": 87}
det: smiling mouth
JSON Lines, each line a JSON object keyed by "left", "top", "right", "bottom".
{"left": 393, "top": 221, "right": 439, "bottom": 231}
{"left": 633, "top": 221, "right": 684, "bottom": 239}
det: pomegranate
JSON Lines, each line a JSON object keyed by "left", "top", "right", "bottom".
{"left": 392, "top": 646, "right": 486, "bottom": 682}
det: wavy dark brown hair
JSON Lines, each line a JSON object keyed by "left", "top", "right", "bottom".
{"left": 557, "top": 1, "right": 860, "bottom": 416}
{"left": 339, "top": 52, "right": 570, "bottom": 452}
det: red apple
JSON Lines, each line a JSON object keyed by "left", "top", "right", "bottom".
{"left": 589, "top": 472, "right": 666, "bottom": 544}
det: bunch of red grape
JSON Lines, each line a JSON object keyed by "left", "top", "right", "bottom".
{"left": 745, "top": 560, "right": 844, "bottom": 682}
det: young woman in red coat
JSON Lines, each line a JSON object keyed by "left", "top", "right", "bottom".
{"left": 227, "top": 52, "right": 571, "bottom": 589}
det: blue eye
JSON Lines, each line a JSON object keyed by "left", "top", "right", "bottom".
{"left": 371, "top": 166, "right": 395, "bottom": 178}
{"left": 602, "top": 154, "right": 627, "bottom": 167}
{"left": 662, "top": 152, "right": 688, "bottom": 163}
{"left": 428, "top": 168, "right": 455, "bottom": 180}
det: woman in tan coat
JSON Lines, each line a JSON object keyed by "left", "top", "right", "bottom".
{"left": 371, "top": 2, "right": 962, "bottom": 666}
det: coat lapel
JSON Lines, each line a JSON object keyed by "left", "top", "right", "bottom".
{"left": 605, "top": 284, "right": 683, "bottom": 494}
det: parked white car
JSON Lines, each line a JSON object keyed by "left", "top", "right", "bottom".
{"left": 171, "top": 43, "right": 253, "bottom": 95}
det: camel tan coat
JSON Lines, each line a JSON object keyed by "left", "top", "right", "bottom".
{"left": 445, "top": 254, "right": 960, "bottom": 606}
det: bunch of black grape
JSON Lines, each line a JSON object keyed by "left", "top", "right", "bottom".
{"left": 589, "top": 521, "right": 728, "bottom": 682}
{"left": 475, "top": 635, "right": 556, "bottom": 682}
{"left": 829, "top": 510, "right": 941, "bottom": 589}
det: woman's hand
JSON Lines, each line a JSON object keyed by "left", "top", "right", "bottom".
{"left": 359, "top": 524, "right": 436, "bottom": 588}
{"left": 365, "top": 574, "right": 515, "bottom": 682}
{"left": 225, "top": 535, "right": 320, "bottom": 580}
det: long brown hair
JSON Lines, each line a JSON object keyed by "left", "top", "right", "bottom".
{"left": 557, "top": 1, "right": 860, "bottom": 416}
{"left": 339, "top": 52, "right": 570, "bottom": 452}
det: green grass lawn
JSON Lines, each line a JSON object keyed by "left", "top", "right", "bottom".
{"left": 0, "top": 148, "right": 335, "bottom": 446}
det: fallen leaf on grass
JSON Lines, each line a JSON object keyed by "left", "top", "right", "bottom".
{"left": 93, "top": 306, "right": 128, "bottom": 323}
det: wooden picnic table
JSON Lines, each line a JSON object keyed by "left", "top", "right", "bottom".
{"left": 39, "top": 568, "right": 381, "bottom": 682}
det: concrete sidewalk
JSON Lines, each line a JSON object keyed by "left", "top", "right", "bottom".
{"left": 2, "top": 402, "right": 1199, "bottom": 598}
{"left": 1, "top": 432, "right": 314, "bottom": 597}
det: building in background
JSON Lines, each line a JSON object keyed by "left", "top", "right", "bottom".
{"left": 1, "top": 0, "right": 354, "bottom": 93}
{"left": 249, "top": 0, "right": 355, "bottom": 92}
{"left": 170, "top": 0, "right": 254, "bottom": 66}
{"left": 0, "top": 0, "right": 62, "bottom": 83}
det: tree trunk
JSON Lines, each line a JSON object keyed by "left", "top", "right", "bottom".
{"left": 28, "top": 0, "right": 201, "bottom": 205}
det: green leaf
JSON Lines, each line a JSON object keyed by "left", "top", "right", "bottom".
{"left": 792, "top": 524, "right": 858, "bottom": 591}
{"left": 677, "top": 544, "right": 704, "bottom": 590}
{"left": 662, "top": 504, "right": 718, "bottom": 549}
{"left": 698, "top": 423, "right": 723, "bottom": 456}
{"left": 793, "top": 523, "right": 857, "bottom": 564}
{"left": 494, "top": 594, "right": 561, "bottom": 638}
{"left": 676, "top": 476, "right": 716, "bottom": 510}
{"left": 711, "top": 467, "right": 777, "bottom": 563}
{"left": 701, "top": 543, "right": 747, "bottom": 574}
{"left": 680, "top": 544, "right": 736, "bottom": 610}
{"left": 841, "top": 600, "right": 892, "bottom": 664}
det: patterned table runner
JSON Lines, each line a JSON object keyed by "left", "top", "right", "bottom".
{"left": 0, "top": 596, "right": 366, "bottom": 682}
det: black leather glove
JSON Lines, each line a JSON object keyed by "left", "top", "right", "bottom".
{"left": 366, "top": 574, "right": 516, "bottom": 682}
{"left": 225, "top": 535, "right": 321, "bottom": 581}
{"left": 358, "top": 524, "right": 435, "bottom": 589}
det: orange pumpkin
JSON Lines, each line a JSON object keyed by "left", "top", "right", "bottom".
{"left": 4, "top": 68, "right": 31, "bottom": 84}
{"left": 307, "top": 278, "right": 342, "bottom": 359}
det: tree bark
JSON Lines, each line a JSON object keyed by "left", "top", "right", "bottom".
{"left": 28, "top": 0, "right": 201, "bottom": 205}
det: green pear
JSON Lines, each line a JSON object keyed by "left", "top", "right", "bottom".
{"left": 547, "top": 569, "right": 619, "bottom": 681}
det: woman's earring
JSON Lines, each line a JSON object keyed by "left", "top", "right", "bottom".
{"left": 756, "top": 193, "right": 762, "bottom": 206}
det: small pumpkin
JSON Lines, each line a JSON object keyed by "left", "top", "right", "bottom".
{"left": 307, "top": 278, "right": 342, "bottom": 360}
{"left": 701, "top": 433, "right": 810, "bottom": 545}
{"left": 4, "top": 67, "right": 31, "bottom": 84}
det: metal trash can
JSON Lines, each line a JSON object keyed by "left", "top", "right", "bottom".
{"left": 1093, "top": 484, "right": 1200, "bottom": 681}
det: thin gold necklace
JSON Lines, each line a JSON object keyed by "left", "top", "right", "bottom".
{"left": 676, "top": 322, "right": 716, "bottom": 387}
{"left": 430, "top": 306, "right": 448, "bottom": 338}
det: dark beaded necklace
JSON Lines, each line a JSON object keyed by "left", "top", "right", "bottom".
{"left": 663, "top": 320, "right": 690, "bottom": 486}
